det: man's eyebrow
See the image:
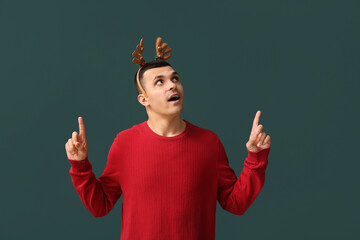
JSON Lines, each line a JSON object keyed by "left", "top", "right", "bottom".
{"left": 153, "top": 72, "right": 180, "bottom": 81}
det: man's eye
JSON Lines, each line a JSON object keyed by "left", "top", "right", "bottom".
{"left": 156, "top": 77, "right": 179, "bottom": 85}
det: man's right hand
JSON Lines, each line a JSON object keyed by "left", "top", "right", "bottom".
{"left": 65, "top": 116, "right": 88, "bottom": 161}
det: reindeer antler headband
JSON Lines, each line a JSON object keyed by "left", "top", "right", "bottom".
{"left": 132, "top": 37, "right": 172, "bottom": 98}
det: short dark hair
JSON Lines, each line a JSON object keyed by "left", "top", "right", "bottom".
{"left": 134, "top": 59, "right": 172, "bottom": 95}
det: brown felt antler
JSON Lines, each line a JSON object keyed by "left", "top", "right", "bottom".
{"left": 155, "top": 37, "right": 172, "bottom": 60}
{"left": 132, "top": 38, "right": 145, "bottom": 66}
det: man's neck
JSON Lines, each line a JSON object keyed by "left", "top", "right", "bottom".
{"left": 146, "top": 116, "right": 186, "bottom": 137}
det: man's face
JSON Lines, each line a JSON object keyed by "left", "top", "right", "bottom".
{"left": 138, "top": 66, "right": 184, "bottom": 117}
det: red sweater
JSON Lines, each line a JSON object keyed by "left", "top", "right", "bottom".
{"left": 68, "top": 119, "right": 270, "bottom": 240}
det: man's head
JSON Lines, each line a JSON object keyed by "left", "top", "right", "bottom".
{"left": 134, "top": 59, "right": 184, "bottom": 118}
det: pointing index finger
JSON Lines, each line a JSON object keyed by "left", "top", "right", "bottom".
{"left": 78, "top": 116, "right": 86, "bottom": 138}
{"left": 252, "top": 110, "right": 261, "bottom": 130}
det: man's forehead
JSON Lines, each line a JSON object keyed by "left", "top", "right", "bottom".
{"left": 143, "top": 66, "right": 177, "bottom": 79}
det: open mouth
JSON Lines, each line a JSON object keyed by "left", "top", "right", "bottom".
{"left": 168, "top": 95, "right": 180, "bottom": 103}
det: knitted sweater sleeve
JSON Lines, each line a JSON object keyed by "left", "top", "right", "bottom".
{"left": 68, "top": 136, "right": 122, "bottom": 217}
{"left": 217, "top": 138, "right": 270, "bottom": 215}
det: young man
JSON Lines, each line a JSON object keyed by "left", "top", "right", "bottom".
{"left": 65, "top": 37, "right": 271, "bottom": 240}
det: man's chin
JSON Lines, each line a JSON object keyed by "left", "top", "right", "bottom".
{"left": 166, "top": 108, "right": 183, "bottom": 116}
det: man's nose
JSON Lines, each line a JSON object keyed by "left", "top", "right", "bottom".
{"left": 168, "top": 80, "right": 176, "bottom": 90}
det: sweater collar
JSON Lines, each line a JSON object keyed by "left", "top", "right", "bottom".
{"left": 142, "top": 119, "right": 192, "bottom": 141}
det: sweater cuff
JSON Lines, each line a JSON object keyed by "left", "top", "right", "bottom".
{"left": 68, "top": 157, "right": 91, "bottom": 172}
{"left": 245, "top": 148, "right": 270, "bottom": 165}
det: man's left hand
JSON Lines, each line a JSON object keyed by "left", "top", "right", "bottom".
{"left": 246, "top": 110, "right": 271, "bottom": 153}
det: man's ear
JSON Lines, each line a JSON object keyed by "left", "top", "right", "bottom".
{"left": 137, "top": 93, "right": 149, "bottom": 107}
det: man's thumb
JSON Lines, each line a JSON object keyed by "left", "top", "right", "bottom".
{"left": 72, "top": 132, "right": 82, "bottom": 148}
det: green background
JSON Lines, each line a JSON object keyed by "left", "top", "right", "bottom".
{"left": 1, "top": 0, "right": 359, "bottom": 239}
